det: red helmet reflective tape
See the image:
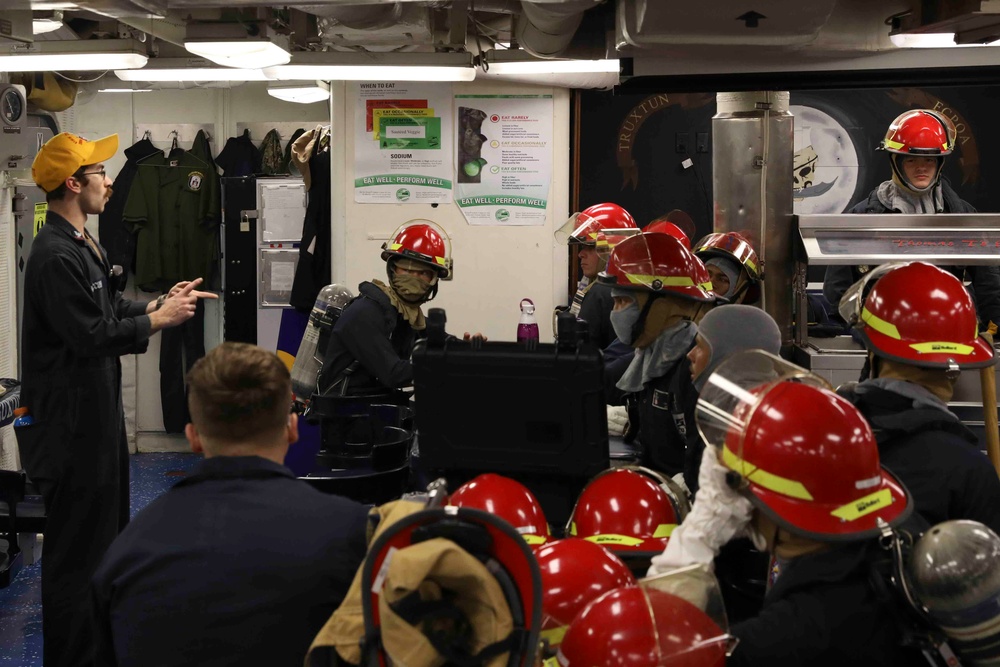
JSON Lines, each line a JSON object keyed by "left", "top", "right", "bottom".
{"left": 380, "top": 219, "right": 453, "bottom": 279}
{"left": 566, "top": 468, "right": 681, "bottom": 554}
{"left": 535, "top": 538, "right": 636, "bottom": 647}
{"left": 598, "top": 232, "right": 715, "bottom": 302}
{"left": 880, "top": 109, "right": 956, "bottom": 155}
{"left": 857, "top": 262, "right": 994, "bottom": 369}
{"left": 723, "top": 381, "right": 911, "bottom": 540}
{"left": 644, "top": 220, "right": 691, "bottom": 249}
{"left": 448, "top": 473, "right": 550, "bottom": 547}
{"left": 561, "top": 202, "right": 637, "bottom": 246}
{"left": 557, "top": 587, "right": 727, "bottom": 667}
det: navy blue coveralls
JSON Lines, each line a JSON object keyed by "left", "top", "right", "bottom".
{"left": 17, "top": 211, "right": 152, "bottom": 667}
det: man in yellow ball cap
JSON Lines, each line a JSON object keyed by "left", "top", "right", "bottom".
{"left": 17, "top": 132, "right": 217, "bottom": 667}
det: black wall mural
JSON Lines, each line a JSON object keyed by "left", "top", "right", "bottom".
{"left": 576, "top": 86, "right": 1000, "bottom": 244}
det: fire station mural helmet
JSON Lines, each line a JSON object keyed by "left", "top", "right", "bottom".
{"left": 909, "top": 520, "right": 1000, "bottom": 664}
{"left": 557, "top": 586, "right": 729, "bottom": 667}
{"left": 644, "top": 219, "right": 691, "bottom": 249}
{"left": 448, "top": 473, "right": 550, "bottom": 548}
{"left": 697, "top": 351, "right": 912, "bottom": 541}
{"left": 879, "top": 109, "right": 957, "bottom": 193}
{"left": 555, "top": 202, "right": 638, "bottom": 248}
{"left": 381, "top": 218, "right": 453, "bottom": 281}
{"left": 693, "top": 231, "right": 763, "bottom": 303}
{"left": 535, "top": 538, "right": 636, "bottom": 648}
{"left": 566, "top": 467, "right": 689, "bottom": 556}
{"left": 598, "top": 232, "right": 716, "bottom": 302}
{"left": 841, "top": 261, "right": 995, "bottom": 371}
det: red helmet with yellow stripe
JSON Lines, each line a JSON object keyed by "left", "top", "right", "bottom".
{"left": 850, "top": 262, "right": 995, "bottom": 370}
{"left": 556, "top": 202, "right": 638, "bottom": 248}
{"left": 566, "top": 467, "right": 688, "bottom": 557}
{"left": 381, "top": 219, "right": 453, "bottom": 280}
{"left": 535, "top": 538, "right": 635, "bottom": 649}
{"left": 879, "top": 109, "right": 956, "bottom": 192}
{"left": 708, "top": 377, "right": 912, "bottom": 541}
{"left": 597, "top": 232, "right": 715, "bottom": 302}
{"left": 880, "top": 109, "right": 956, "bottom": 157}
{"left": 448, "top": 473, "right": 550, "bottom": 548}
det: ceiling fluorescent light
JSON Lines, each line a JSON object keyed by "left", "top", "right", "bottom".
{"left": 184, "top": 22, "right": 290, "bottom": 69}
{"left": 0, "top": 39, "right": 147, "bottom": 72}
{"left": 267, "top": 81, "right": 330, "bottom": 104}
{"left": 888, "top": 32, "right": 998, "bottom": 48}
{"left": 116, "top": 58, "right": 271, "bottom": 82}
{"left": 264, "top": 51, "right": 476, "bottom": 82}
{"left": 98, "top": 88, "right": 153, "bottom": 93}
{"left": 484, "top": 51, "right": 620, "bottom": 75}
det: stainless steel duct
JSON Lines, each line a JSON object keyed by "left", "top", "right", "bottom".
{"left": 712, "top": 91, "right": 795, "bottom": 344}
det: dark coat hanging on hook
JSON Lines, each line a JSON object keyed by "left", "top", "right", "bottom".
{"left": 290, "top": 126, "right": 332, "bottom": 312}
{"left": 216, "top": 129, "right": 263, "bottom": 177}
{"left": 123, "top": 148, "right": 221, "bottom": 292}
{"left": 98, "top": 136, "right": 161, "bottom": 283}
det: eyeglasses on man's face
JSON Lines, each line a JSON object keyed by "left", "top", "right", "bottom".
{"left": 79, "top": 168, "right": 107, "bottom": 179}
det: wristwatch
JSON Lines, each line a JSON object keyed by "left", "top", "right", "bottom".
{"left": 155, "top": 294, "right": 168, "bottom": 310}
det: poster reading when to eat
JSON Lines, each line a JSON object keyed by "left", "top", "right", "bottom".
{"left": 354, "top": 82, "right": 454, "bottom": 204}
{"left": 454, "top": 94, "right": 553, "bottom": 226}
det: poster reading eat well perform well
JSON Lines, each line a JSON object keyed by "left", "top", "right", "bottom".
{"left": 354, "top": 82, "right": 454, "bottom": 204}
{"left": 454, "top": 94, "right": 553, "bottom": 226}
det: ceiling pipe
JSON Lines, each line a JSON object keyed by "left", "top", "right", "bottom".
{"left": 516, "top": 0, "right": 602, "bottom": 58}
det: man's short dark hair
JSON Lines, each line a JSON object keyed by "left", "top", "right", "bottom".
{"left": 187, "top": 342, "right": 291, "bottom": 445}
{"left": 45, "top": 165, "right": 88, "bottom": 203}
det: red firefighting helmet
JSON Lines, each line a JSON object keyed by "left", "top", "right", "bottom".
{"left": 645, "top": 219, "right": 691, "bottom": 249}
{"left": 713, "top": 377, "right": 912, "bottom": 541}
{"left": 597, "top": 232, "right": 715, "bottom": 302}
{"left": 557, "top": 586, "right": 728, "bottom": 667}
{"left": 880, "top": 109, "right": 956, "bottom": 157}
{"left": 535, "top": 538, "right": 636, "bottom": 648}
{"left": 566, "top": 467, "right": 688, "bottom": 555}
{"left": 381, "top": 219, "right": 453, "bottom": 280}
{"left": 448, "top": 474, "right": 550, "bottom": 547}
{"left": 879, "top": 109, "right": 956, "bottom": 192}
{"left": 556, "top": 202, "right": 638, "bottom": 249}
{"left": 846, "top": 262, "right": 995, "bottom": 370}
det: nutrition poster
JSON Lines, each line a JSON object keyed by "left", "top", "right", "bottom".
{"left": 454, "top": 94, "right": 553, "bottom": 226}
{"left": 354, "top": 82, "right": 454, "bottom": 204}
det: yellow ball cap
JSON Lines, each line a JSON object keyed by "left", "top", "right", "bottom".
{"left": 32, "top": 132, "right": 118, "bottom": 193}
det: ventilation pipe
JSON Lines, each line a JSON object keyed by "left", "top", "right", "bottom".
{"left": 712, "top": 91, "right": 795, "bottom": 345}
{"left": 516, "top": 0, "right": 602, "bottom": 58}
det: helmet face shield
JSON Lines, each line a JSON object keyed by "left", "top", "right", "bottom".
{"left": 555, "top": 203, "right": 638, "bottom": 246}
{"left": 837, "top": 262, "right": 909, "bottom": 325}
{"left": 641, "top": 563, "right": 733, "bottom": 650}
{"left": 696, "top": 350, "right": 831, "bottom": 458}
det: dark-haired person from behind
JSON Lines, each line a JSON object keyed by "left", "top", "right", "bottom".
{"left": 91, "top": 342, "right": 368, "bottom": 667}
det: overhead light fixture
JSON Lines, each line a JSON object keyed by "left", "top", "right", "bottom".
{"left": 116, "top": 58, "right": 271, "bottom": 82}
{"left": 483, "top": 50, "right": 620, "bottom": 75}
{"left": 264, "top": 51, "right": 476, "bottom": 82}
{"left": 267, "top": 81, "right": 330, "bottom": 104}
{"left": 32, "top": 11, "right": 64, "bottom": 35}
{"left": 0, "top": 38, "right": 147, "bottom": 71}
{"left": 887, "top": 32, "right": 992, "bottom": 47}
{"left": 184, "top": 21, "right": 291, "bottom": 69}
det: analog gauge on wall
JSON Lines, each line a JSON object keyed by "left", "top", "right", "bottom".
{"left": 1, "top": 86, "right": 24, "bottom": 126}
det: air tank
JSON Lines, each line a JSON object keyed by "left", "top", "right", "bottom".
{"left": 712, "top": 91, "right": 794, "bottom": 344}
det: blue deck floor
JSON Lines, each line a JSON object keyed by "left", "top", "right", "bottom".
{"left": 0, "top": 452, "right": 201, "bottom": 666}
